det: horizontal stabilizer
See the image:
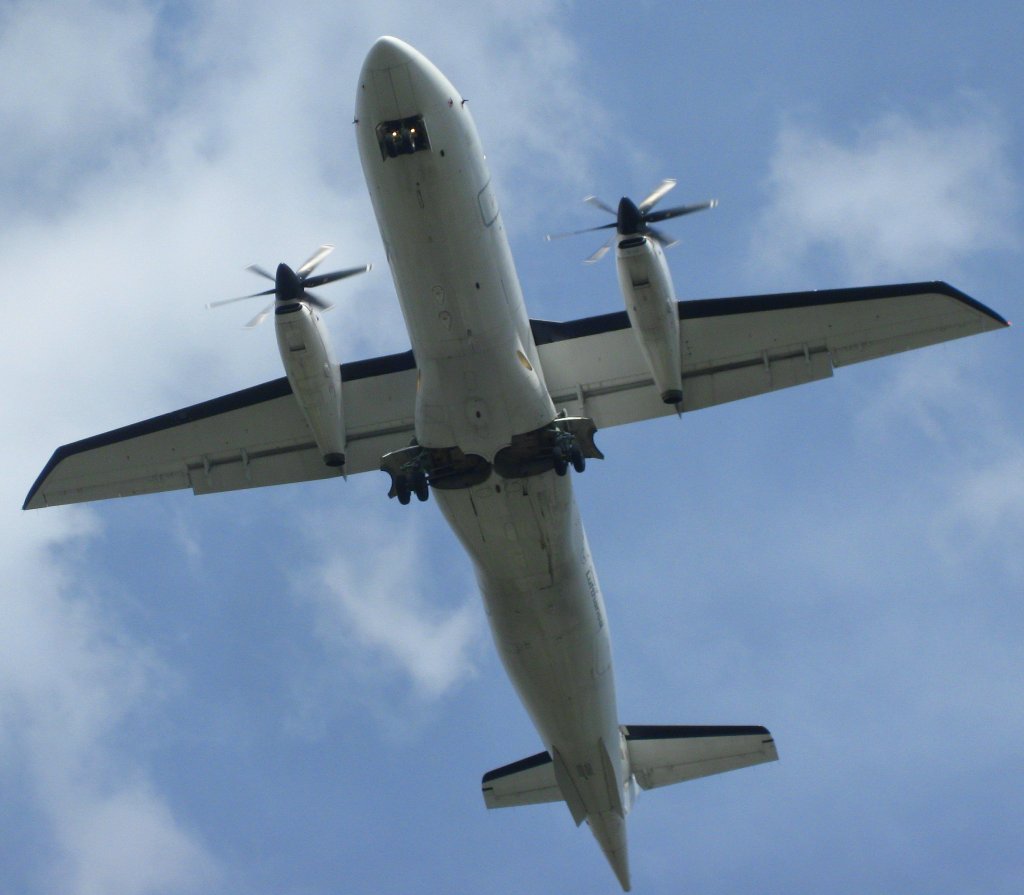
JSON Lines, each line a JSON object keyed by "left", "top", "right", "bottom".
{"left": 624, "top": 724, "right": 778, "bottom": 790}
{"left": 482, "top": 751, "right": 560, "bottom": 809}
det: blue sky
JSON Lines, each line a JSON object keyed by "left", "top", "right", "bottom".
{"left": 2, "top": 2, "right": 1022, "bottom": 893}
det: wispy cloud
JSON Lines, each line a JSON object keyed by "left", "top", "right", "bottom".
{"left": 0, "top": 520, "right": 221, "bottom": 895}
{"left": 47, "top": 781, "right": 221, "bottom": 895}
{"left": 4, "top": 7, "right": 597, "bottom": 885}
{"left": 749, "top": 97, "right": 1018, "bottom": 283}
{"left": 0, "top": 1, "right": 158, "bottom": 203}
{"left": 856, "top": 348, "right": 1024, "bottom": 574}
{"left": 745, "top": 96, "right": 1021, "bottom": 582}
{"left": 300, "top": 510, "right": 482, "bottom": 705}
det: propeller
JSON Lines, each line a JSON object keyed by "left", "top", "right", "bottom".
{"left": 208, "top": 245, "right": 371, "bottom": 327}
{"left": 545, "top": 179, "right": 717, "bottom": 263}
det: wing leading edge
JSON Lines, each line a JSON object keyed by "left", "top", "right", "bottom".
{"left": 534, "top": 281, "right": 1008, "bottom": 428}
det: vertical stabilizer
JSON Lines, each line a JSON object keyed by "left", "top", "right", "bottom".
{"left": 588, "top": 809, "right": 631, "bottom": 891}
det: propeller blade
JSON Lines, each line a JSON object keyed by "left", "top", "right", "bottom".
{"left": 304, "top": 291, "right": 334, "bottom": 312}
{"left": 207, "top": 287, "right": 276, "bottom": 309}
{"left": 247, "top": 264, "right": 276, "bottom": 282}
{"left": 584, "top": 233, "right": 616, "bottom": 264}
{"left": 584, "top": 195, "right": 617, "bottom": 216}
{"left": 545, "top": 221, "right": 617, "bottom": 241}
{"left": 637, "top": 178, "right": 677, "bottom": 213}
{"left": 302, "top": 263, "right": 372, "bottom": 290}
{"left": 296, "top": 244, "right": 335, "bottom": 277}
{"left": 244, "top": 301, "right": 275, "bottom": 328}
{"left": 647, "top": 226, "right": 679, "bottom": 250}
{"left": 645, "top": 198, "right": 718, "bottom": 224}
{"left": 546, "top": 180, "right": 713, "bottom": 264}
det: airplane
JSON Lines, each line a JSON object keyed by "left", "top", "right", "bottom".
{"left": 23, "top": 36, "right": 1009, "bottom": 890}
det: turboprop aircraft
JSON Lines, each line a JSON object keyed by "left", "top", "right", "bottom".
{"left": 23, "top": 37, "right": 1009, "bottom": 890}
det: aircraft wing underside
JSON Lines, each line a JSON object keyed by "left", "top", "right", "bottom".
{"left": 24, "top": 351, "right": 417, "bottom": 509}
{"left": 534, "top": 281, "right": 1008, "bottom": 429}
{"left": 24, "top": 282, "right": 1006, "bottom": 510}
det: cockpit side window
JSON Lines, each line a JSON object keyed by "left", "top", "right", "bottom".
{"left": 376, "top": 115, "right": 430, "bottom": 160}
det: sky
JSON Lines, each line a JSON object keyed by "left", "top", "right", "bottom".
{"left": 2, "top": 1, "right": 1022, "bottom": 893}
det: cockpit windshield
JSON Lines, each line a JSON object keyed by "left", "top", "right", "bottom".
{"left": 376, "top": 115, "right": 430, "bottom": 159}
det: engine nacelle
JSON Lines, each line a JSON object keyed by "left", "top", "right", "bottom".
{"left": 274, "top": 302, "right": 347, "bottom": 468}
{"left": 615, "top": 235, "right": 683, "bottom": 405}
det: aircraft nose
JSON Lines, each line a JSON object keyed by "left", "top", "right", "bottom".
{"left": 358, "top": 35, "right": 459, "bottom": 123}
{"left": 364, "top": 35, "right": 417, "bottom": 72}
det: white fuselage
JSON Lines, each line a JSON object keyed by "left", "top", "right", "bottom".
{"left": 355, "top": 38, "right": 629, "bottom": 871}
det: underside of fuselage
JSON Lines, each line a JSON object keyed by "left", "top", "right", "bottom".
{"left": 355, "top": 36, "right": 631, "bottom": 886}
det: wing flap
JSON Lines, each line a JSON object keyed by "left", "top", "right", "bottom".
{"left": 624, "top": 724, "right": 779, "bottom": 790}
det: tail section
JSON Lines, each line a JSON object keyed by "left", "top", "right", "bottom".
{"left": 623, "top": 724, "right": 778, "bottom": 790}
{"left": 481, "top": 724, "right": 776, "bottom": 891}
{"left": 482, "top": 745, "right": 631, "bottom": 889}
{"left": 481, "top": 750, "right": 559, "bottom": 809}
{"left": 587, "top": 809, "right": 631, "bottom": 891}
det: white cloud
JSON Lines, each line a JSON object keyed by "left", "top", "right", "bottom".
{"left": 951, "top": 448, "right": 1024, "bottom": 538}
{"left": 750, "top": 98, "right": 1018, "bottom": 282}
{"left": 882, "top": 356, "right": 1024, "bottom": 573}
{"left": 0, "top": 0, "right": 159, "bottom": 207}
{"left": 744, "top": 98, "right": 1022, "bottom": 585}
{"left": 303, "top": 511, "right": 482, "bottom": 703}
{"left": 0, "top": 515, "right": 221, "bottom": 894}
{"left": 48, "top": 783, "right": 221, "bottom": 895}
{"left": 3, "top": 3, "right": 603, "bottom": 888}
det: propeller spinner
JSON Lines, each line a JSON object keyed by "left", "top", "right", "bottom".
{"left": 546, "top": 179, "right": 717, "bottom": 263}
{"left": 208, "top": 245, "right": 371, "bottom": 327}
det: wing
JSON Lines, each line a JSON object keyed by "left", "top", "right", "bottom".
{"left": 533, "top": 281, "right": 1009, "bottom": 428}
{"left": 24, "top": 351, "right": 416, "bottom": 510}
